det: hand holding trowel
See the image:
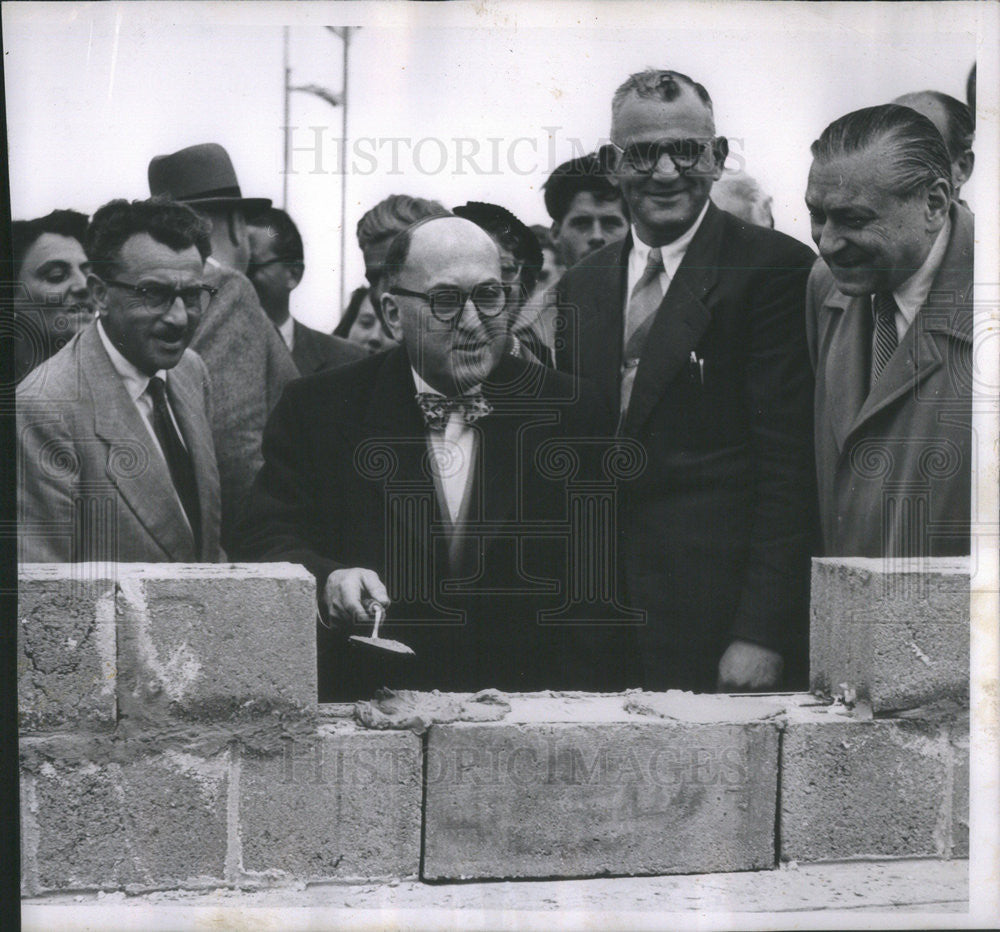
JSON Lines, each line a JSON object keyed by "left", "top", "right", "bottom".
{"left": 350, "top": 598, "right": 415, "bottom": 656}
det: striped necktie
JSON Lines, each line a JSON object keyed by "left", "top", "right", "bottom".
{"left": 620, "top": 247, "right": 664, "bottom": 414}
{"left": 870, "top": 292, "right": 899, "bottom": 389}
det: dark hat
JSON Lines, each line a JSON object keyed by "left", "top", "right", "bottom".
{"left": 148, "top": 143, "right": 271, "bottom": 216}
{"left": 452, "top": 201, "right": 543, "bottom": 273}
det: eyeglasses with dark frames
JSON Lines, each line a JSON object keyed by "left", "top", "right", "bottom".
{"left": 388, "top": 282, "right": 510, "bottom": 322}
{"left": 102, "top": 279, "right": 217, "bottom": 313}
{"left": 607, "top": 138, "right": 718, "bottom": 176}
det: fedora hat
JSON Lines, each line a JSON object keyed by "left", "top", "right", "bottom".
{"left": 148, "top": 143, "right": 271, "bottom": 216}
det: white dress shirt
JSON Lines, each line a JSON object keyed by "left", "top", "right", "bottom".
{"left": 412, "top": 369, "right": 479, "bottom": 524}
{"left": 624, "top": 199, "right": 711, "bottom": 338}
{"left": 881, "top": 215, "right": 951, "bottom": 342}
{"left": 277, "top": 315, "right": 295, "bottom": 351}
{"left": 96, "top": 319, "right": 191, "bottom": 527}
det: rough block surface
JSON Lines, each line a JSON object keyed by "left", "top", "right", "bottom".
{"left": 21, "top": 738, "right": 228, "bottom": 894}
{"left": 779, "top": 705, "right": 962, "bottom": 862}
{"left": 18, "top": 565, "right": 117, "bottom": 730}
{"left": 810, "top": 557, "right": 969, "bottom": 712}
{"left": 424, "top": 704, "right": 780, "bottom": 880}
{"left": 950, "top": 721, "right": 969, "bottom": 858}
{"left": 238, "top": 723, "right": 422, "bottom": 880}
{"left": 115, "top": 563, "right": 317, "bottom": 720}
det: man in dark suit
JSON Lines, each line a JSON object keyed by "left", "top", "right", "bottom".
{"left": 805, "top": 105, "right": 973, "bottom": 559}
{"left": 238, "top": 216, "right": 631, "bottom": 700}
{"left": 17, "top": 198, "right": 223, "bottom": 563}
{"left": 248, "top": 207, "right": 364, "bottom": 375}
{"left": 556, "top": 69, "right": 817, "bottom": 692}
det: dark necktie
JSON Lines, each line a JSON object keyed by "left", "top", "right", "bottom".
{"left": 870, "top": 292, "right": 900, "bottom": 389}
{"left": 147, "top": 376, "right": 202, "bottom": 554}
{"left": 415, "top": 392, "right": 493, "bottom": 431}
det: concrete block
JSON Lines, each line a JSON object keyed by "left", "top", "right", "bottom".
{"left": 780, "top": 706, "right": 955, "bottom": 861}
{"left": 115, "top": 563, "right": 317, "bottom": 721}
{"left": 810, "top": 557, "right": 969, "bottom": 712}
{"left": 238, "top": 723, "right": 422, "bottom": 881}
{"left": 950, "top": 723, "right": 969, "bottom": 857}
{"left": 20, "top": 738, "right": 228, "bottom": 894}
{"left": 423, "top": 695, "right": 781, "bottom": 880}
{"left": 18, "top": 565, "right": 117, "bottom": 731}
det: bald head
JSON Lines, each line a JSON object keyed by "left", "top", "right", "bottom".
{"left": 380, "top": 215, "right": 510, "bottom": 395}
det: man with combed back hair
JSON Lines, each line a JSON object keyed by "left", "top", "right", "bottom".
{"left": 805, "top": 104, "right": 973, "bottom": 558}
{"left": 556, "top": 69, "right": 817, "bottom": 693}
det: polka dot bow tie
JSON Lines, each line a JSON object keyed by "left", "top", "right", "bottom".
{"left": 415, "top": 392, "right": 493, "bottom": 431}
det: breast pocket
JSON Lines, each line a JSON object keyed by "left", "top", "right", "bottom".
{"left": 679, "top": 350, "right": 746, "bottom": 447}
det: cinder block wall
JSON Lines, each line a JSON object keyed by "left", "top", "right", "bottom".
{"left": 18, "top": 558, "right": 970, "bottom": 894}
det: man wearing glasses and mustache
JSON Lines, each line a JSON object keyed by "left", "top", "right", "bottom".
{"left": 17, "top": 198, "right": 224, "bottom": 564}
{"left": 238, "top": 215, "right": 634, "bottom": 700}
{"left": 555, "top": 70, "right": 817, "bottom": 693}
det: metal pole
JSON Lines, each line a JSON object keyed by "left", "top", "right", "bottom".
{"left": 282, "top": 26, "right": 291, "bottom": 210}
{"left": 338, "top": 27, "right": 351, "bottom": 315}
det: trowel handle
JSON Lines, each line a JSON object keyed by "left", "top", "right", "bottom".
{"left": 362, "top": 599, "right": 386, "bottom": 638}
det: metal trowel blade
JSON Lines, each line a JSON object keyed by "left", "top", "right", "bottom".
{"left": 348, "top": 635, "right": 415, "bottom": 655}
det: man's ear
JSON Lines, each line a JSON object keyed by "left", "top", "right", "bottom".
{"left": 550, "top": 220, "right": 562, "bottom": 241}
{"left": 711, "top": 137, "right": 729, "bottom": 179}
{"left": 952, "top": 150, "right": 974, "bottom": 190}
{"left": 286, "top": 262, "right": 304, "bottom": 291}
{"left": 87, "top": 273, "right": 107, "bottom": 311}
{"left": 380, "top": 292, "right": 403, "bottom": 340}
{"left": 925, "top": 177, "right": 952, "bottom": 228}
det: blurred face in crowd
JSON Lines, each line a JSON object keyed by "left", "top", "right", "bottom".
{"left": 553, "top": 191, "right": 627, "bottom": 266}
{"left": 92, "top": 233, "right": 206, "bottom": 375}
{"left": 805, "top": 140, "right": 950, "bottom": 296}
{"left": 15, "top": 233, "right": 94, "bottom": 347}
{"left": 610, "top": 86, "right": 725, "bottom": 246}
{"left": 347, "top": 297, "right": 395, "bottom": 354}
{"left": 247, "top": 224, "right": 301, "bottom": 324}
{"left": 382, "top": 218, "right": 508, "bottom": 395}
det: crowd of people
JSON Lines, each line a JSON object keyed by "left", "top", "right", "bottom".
{"left": 13, "top": 66, "right": 976, "bottom": 701}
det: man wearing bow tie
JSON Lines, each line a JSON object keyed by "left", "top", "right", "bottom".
{"left": 238, "top": 215, "right": 628, "bottom": 699}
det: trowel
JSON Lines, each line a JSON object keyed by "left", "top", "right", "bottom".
{"left": 348, "top": 600, "right": 415, "bottom": 656}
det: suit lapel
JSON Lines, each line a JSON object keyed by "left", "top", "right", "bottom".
{"left": 845, "top": 203, "right": 974, "bottom": 443}
{"left": 361, "top": 348, "right": 443, "bottom": 572}
{"left": 166, "top": 363, "right": 218, "bottom": 560}
{"left": 821, "top": 291, "right": 872, "bottom": 453}
{"left": 623, "top": 204, "right": 722, "bottom": 436}
{"left": 82, "top": 325, "right": 195, "bottom": 560}
{"left": 578, "top": 238, "right": 628, "bottom": 410}
{"left": 291, "top": 321, "right": 319, "bottom": 375}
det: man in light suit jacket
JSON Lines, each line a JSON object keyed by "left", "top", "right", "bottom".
{"left": 18, "top": 198, "right": 223, "bottom": 563}
{"left": 556, "top": 70, "right": 817, "bottom": 693}
{"left": 238, "top": 216, "right": 633, "bottom": 700}
{"left": 805, "top": 104, "right": 973, "bottom": 558}
{"left": 247, "top": 207, "right": 364, "bottom": 375}
{"left": 147, "top": 143, "right": 300, "bottom": 551}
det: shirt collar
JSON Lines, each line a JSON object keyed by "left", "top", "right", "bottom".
{"left": 411, "top": 367, "right": 480, "bottom": 398}
{"left": 96, "top": 318, "right": 166, "bottom": 402}
{"left": 890, "top": 215, "right": 951, "bottom": 327}
{"left": 278, "top": 315, "right": 295, "bottom": 350}
{"left": 631, "top": 199, "right": 711, "bottom": 271}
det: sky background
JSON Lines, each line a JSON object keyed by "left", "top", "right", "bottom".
{"left": 3, "top": 0, "right": 988, "bottom": 331}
